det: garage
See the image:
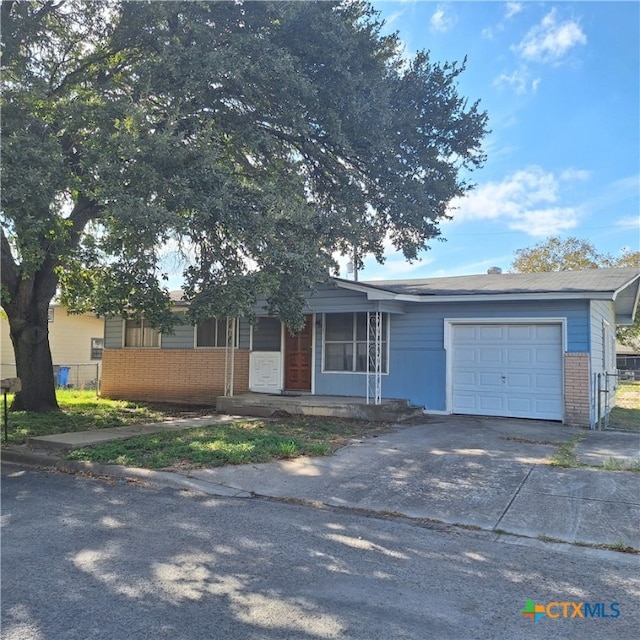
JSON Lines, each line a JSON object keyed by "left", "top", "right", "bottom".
{"left": 450, "top": 323, "right": 563, "bottom": 421}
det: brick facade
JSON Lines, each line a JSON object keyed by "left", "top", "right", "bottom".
{"left": 564, "top": 352, "right": 591, "bottom": 428}
{"left": 101, "top": 349, "right": 250, "bottom": 405}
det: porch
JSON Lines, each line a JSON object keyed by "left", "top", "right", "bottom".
{"left": 216, "top": 393, "right": 424, "bottom": 422}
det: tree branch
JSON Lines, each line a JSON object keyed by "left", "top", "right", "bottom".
{"left": 0, "top": 226, "right": 19, "bottom": 298}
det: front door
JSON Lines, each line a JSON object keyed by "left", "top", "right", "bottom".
{"left": 284, "top": 315, "right": 313, "bottom": 391}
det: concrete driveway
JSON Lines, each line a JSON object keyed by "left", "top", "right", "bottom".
{"left": 184, "top": 415, "right": 640, "bottom": 549}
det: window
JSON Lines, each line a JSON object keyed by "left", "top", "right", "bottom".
{"left": 48, "top": 308, "right": 54, "bottom": 323}
{"left": 90, "top": 338, "right": 104, "bottom": 360}
{"left": 124, "top": 319, "right": 160, "bottom": 347}
{"left": 196, "top": 318, "right": 239, "bottom": 348}
{"left": 252, "top": 317, "right": 281, "bottom": 351}
{"left": 323, "top": 312, "right": 388, "bottom": 373}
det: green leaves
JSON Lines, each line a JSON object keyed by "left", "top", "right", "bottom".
{"left": 2, "top": 0, "right": 488, "bottom": 406}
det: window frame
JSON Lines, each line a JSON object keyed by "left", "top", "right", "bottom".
{"left": 195, "top": 318, "right": 239, "bottom": 348}
{"left": 123, "top": 318, "right": 161, "bottom": 348}
{"left": 322, "top": 312, "right": 389, "bottom": 374}
{"left": 90, "top": 337, "right": 104, "bottom": 360}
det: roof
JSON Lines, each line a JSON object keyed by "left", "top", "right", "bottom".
{"left": 355, "top": 267, "right": 640, "bottom": 297}
{"left": 333, "top": 267, "right": 640, "bottom": 324}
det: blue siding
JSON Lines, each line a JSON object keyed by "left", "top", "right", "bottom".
{"left": 314, "top": 298, "right": 591, "bottom": 410}
{"left": 104, "top": 317, "right": 123, "bottom": 348}
{"left": 590, "top": 300, "right": 616, "bottom": 375}
{"left": 162, "top": 322, "right": 194, "bottom": 349}
{"left": 238, "top": 318, "right": 251, "bottom": 350}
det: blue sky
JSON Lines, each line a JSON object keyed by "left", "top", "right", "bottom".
{"left": 348, "top": 0, "right": 640, "bottom": 280}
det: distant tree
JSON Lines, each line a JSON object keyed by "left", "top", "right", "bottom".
{"left": 0, "top": 0, "right": 488, "bottom": 411}
{"left": 511, "top": 237, "right": 640, "bottom": 345}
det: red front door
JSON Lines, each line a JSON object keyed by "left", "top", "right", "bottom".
{"left": 284, "top": 315, "right": 313, "bottom": 391}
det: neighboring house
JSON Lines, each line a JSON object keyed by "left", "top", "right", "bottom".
{"left": 101, "top": 267, "right": 640, "bottom": 429}
{"left": 1, "top": 304, "right": 104, "bottom": 388}
{"left": 617, "top": 340, "right": 640, "bottom": 380}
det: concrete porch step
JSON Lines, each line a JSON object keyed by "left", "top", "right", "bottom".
{"left": 216, "top": 393, "right": 424, "bottom": 422}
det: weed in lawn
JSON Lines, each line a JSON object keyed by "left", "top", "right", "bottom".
{"left": 65, "top": 416, "right": 391, "bottom": 469}
{"left": 549, "top": 434, "right": 584, "bottom": 468}
{"left": 602, "top": 457, "right": 640, "bottom": 472}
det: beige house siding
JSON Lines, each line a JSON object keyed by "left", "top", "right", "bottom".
{"left": 1, "top": 306, "right": 103, "bottom": 387}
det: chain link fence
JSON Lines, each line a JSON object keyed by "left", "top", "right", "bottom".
{"left": 0, "top": 363, "right": 101, "bottom": 391}
{"left": 616, "top": 354, "right": 640, "bottom": 381}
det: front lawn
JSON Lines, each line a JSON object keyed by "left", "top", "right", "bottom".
{"left": 1, "top": 389, "right": 211, "bottom": 445}
{"left": 65, "top": 416, "right": 389, "bottom": 470}
{"left": 2, "top": 389, "right": 392, "bottom": 468}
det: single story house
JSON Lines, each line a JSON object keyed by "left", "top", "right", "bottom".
{"left": 1, "top": 304, "right": 104, "bottom": 388}
{"left": 100, "top": 267, "right": 640, "bottom": 428}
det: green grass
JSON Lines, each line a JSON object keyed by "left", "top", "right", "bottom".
{"left": 1, "top": 389, "right": 179, "bottom": 444}
{"left": 609, "top": 382, "right": 640, "bottom": 431}
{"left": 548, "top": 434, "right": 585, "bottom": 468}
{"left": 65, "top": 417, "right": 389, "bottom": 469}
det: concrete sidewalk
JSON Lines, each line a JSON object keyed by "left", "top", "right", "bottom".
{"left": 3, "top": 415, "right": 639, "bottom": 550}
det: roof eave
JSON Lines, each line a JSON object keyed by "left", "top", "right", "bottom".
{"left": 366, "top": 291, "right": 617, "bottom": 303}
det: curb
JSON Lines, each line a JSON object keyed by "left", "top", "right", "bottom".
{"left": 1, "top": 446, "right": 253, "bottom": 498}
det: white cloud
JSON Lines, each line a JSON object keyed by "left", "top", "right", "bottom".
{"left": 615, "top": 216, "right": 640, "bottom": 230}
{"left": 508, "top": 208, "right": 578, "bottom": 236}
{"left": 430, "top": 5, "right": 456, "bottom": 33}
{"left": 560, "top": 168, "right": 591, "bottom": 182}
{"left": 515, "top": 9, "right": 586, "bottom": 64}
{"left": 505, "top": 2, "right": 524, "bottom": 19}
{"left": 493, "top": 67, "right": 540, "bottom": 95}
{"left": 447, "top": 166, "right": 583, "bottom": 236}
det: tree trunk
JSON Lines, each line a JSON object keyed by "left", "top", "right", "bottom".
{"left": 8, "top": 302, "right": 59, "bottom": 412}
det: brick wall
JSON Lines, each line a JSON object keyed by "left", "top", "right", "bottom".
{"left": 564, "top": 353, "right": 591, "bottom": 428}
{"left": 101, "top": 349, "right": 249, "bottom": 405}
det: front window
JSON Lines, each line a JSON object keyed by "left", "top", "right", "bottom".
{"left": 124, "top": 319, "right": 160, "bottom": 347}
{"left": 90, "top": 337, "right": 104, "bottom": 360}
{"left": 323, "top": 312, "right": 388, "bottom": 373}
{"left": 196, "top": 318, "right": 239, "bottom": 347}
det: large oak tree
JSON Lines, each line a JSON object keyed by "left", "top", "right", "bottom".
{"left": 1, "top": 0, "right": 488, "bottom": 411}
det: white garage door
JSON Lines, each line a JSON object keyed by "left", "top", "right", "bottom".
{"left": 451, "top": 323, "right": 563, "bottom": 421}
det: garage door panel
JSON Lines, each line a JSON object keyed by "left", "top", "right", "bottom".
{"left": 453, "top": 326, "right": 477, "bottom": 341}
{"left": 535, "top": 348, "right": 561, "bottom": 364}
{"left": 507, "top": 325, "right": 533, "bottom": 340}
{"left": 451, "top": 323, "right": 563, "bottom": 421}
{"left": 479, "top": 349, "right": 503, "bottom": 363}
{"left": 454, "top": 394, "right": 477, "bottom": 410}
{"left": 507, "top": 397, "right": 532, "bottom": 413}
{"left": 453, "top": 348, "right": 476, "bottom": 364}
{"left": 535, "top": 373, "right": 561, "bottom": 389}
{"left": 506, "top": 373, "right": 531, "bottom": 388}
{"left": 479, "top": 372, "right": 503, "bottom": 387}
{"left": 478, "top": 395, "right": 503, "bottom": 411}
{"left": 454, "top": 371, "right": 476, "bottom": 386}
{"left": 506, "top": 348, "right": 532, "bottom": 364}
{"left": 479, "top": 326, "right": 503, "bottom": 340}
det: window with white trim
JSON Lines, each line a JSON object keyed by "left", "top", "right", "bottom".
{"left": 90, "top": 337, "right": 104, "bottom": 360}
{"left": 124, "top": 319, "right": 160, "bottom": 347}
{"left": 196, "top": 318, "right": 239, "bottom": 348}
{"left": 323, "top": 312, "right": 388, "bottom": 373}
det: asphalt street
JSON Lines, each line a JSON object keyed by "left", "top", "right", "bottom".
{"left": 2, "top": 462, "right": 639, "bottom": 640}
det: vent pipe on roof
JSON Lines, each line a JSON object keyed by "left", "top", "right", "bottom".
{"left": 487, "top": 267, "right": 502, "bottom": 274}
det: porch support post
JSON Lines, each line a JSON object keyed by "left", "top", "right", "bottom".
{"left": 224, "top": 317, "right": 236, "bottom": 397}
{"left": 366, "top": 311, "right": 382, "bottom": 405}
